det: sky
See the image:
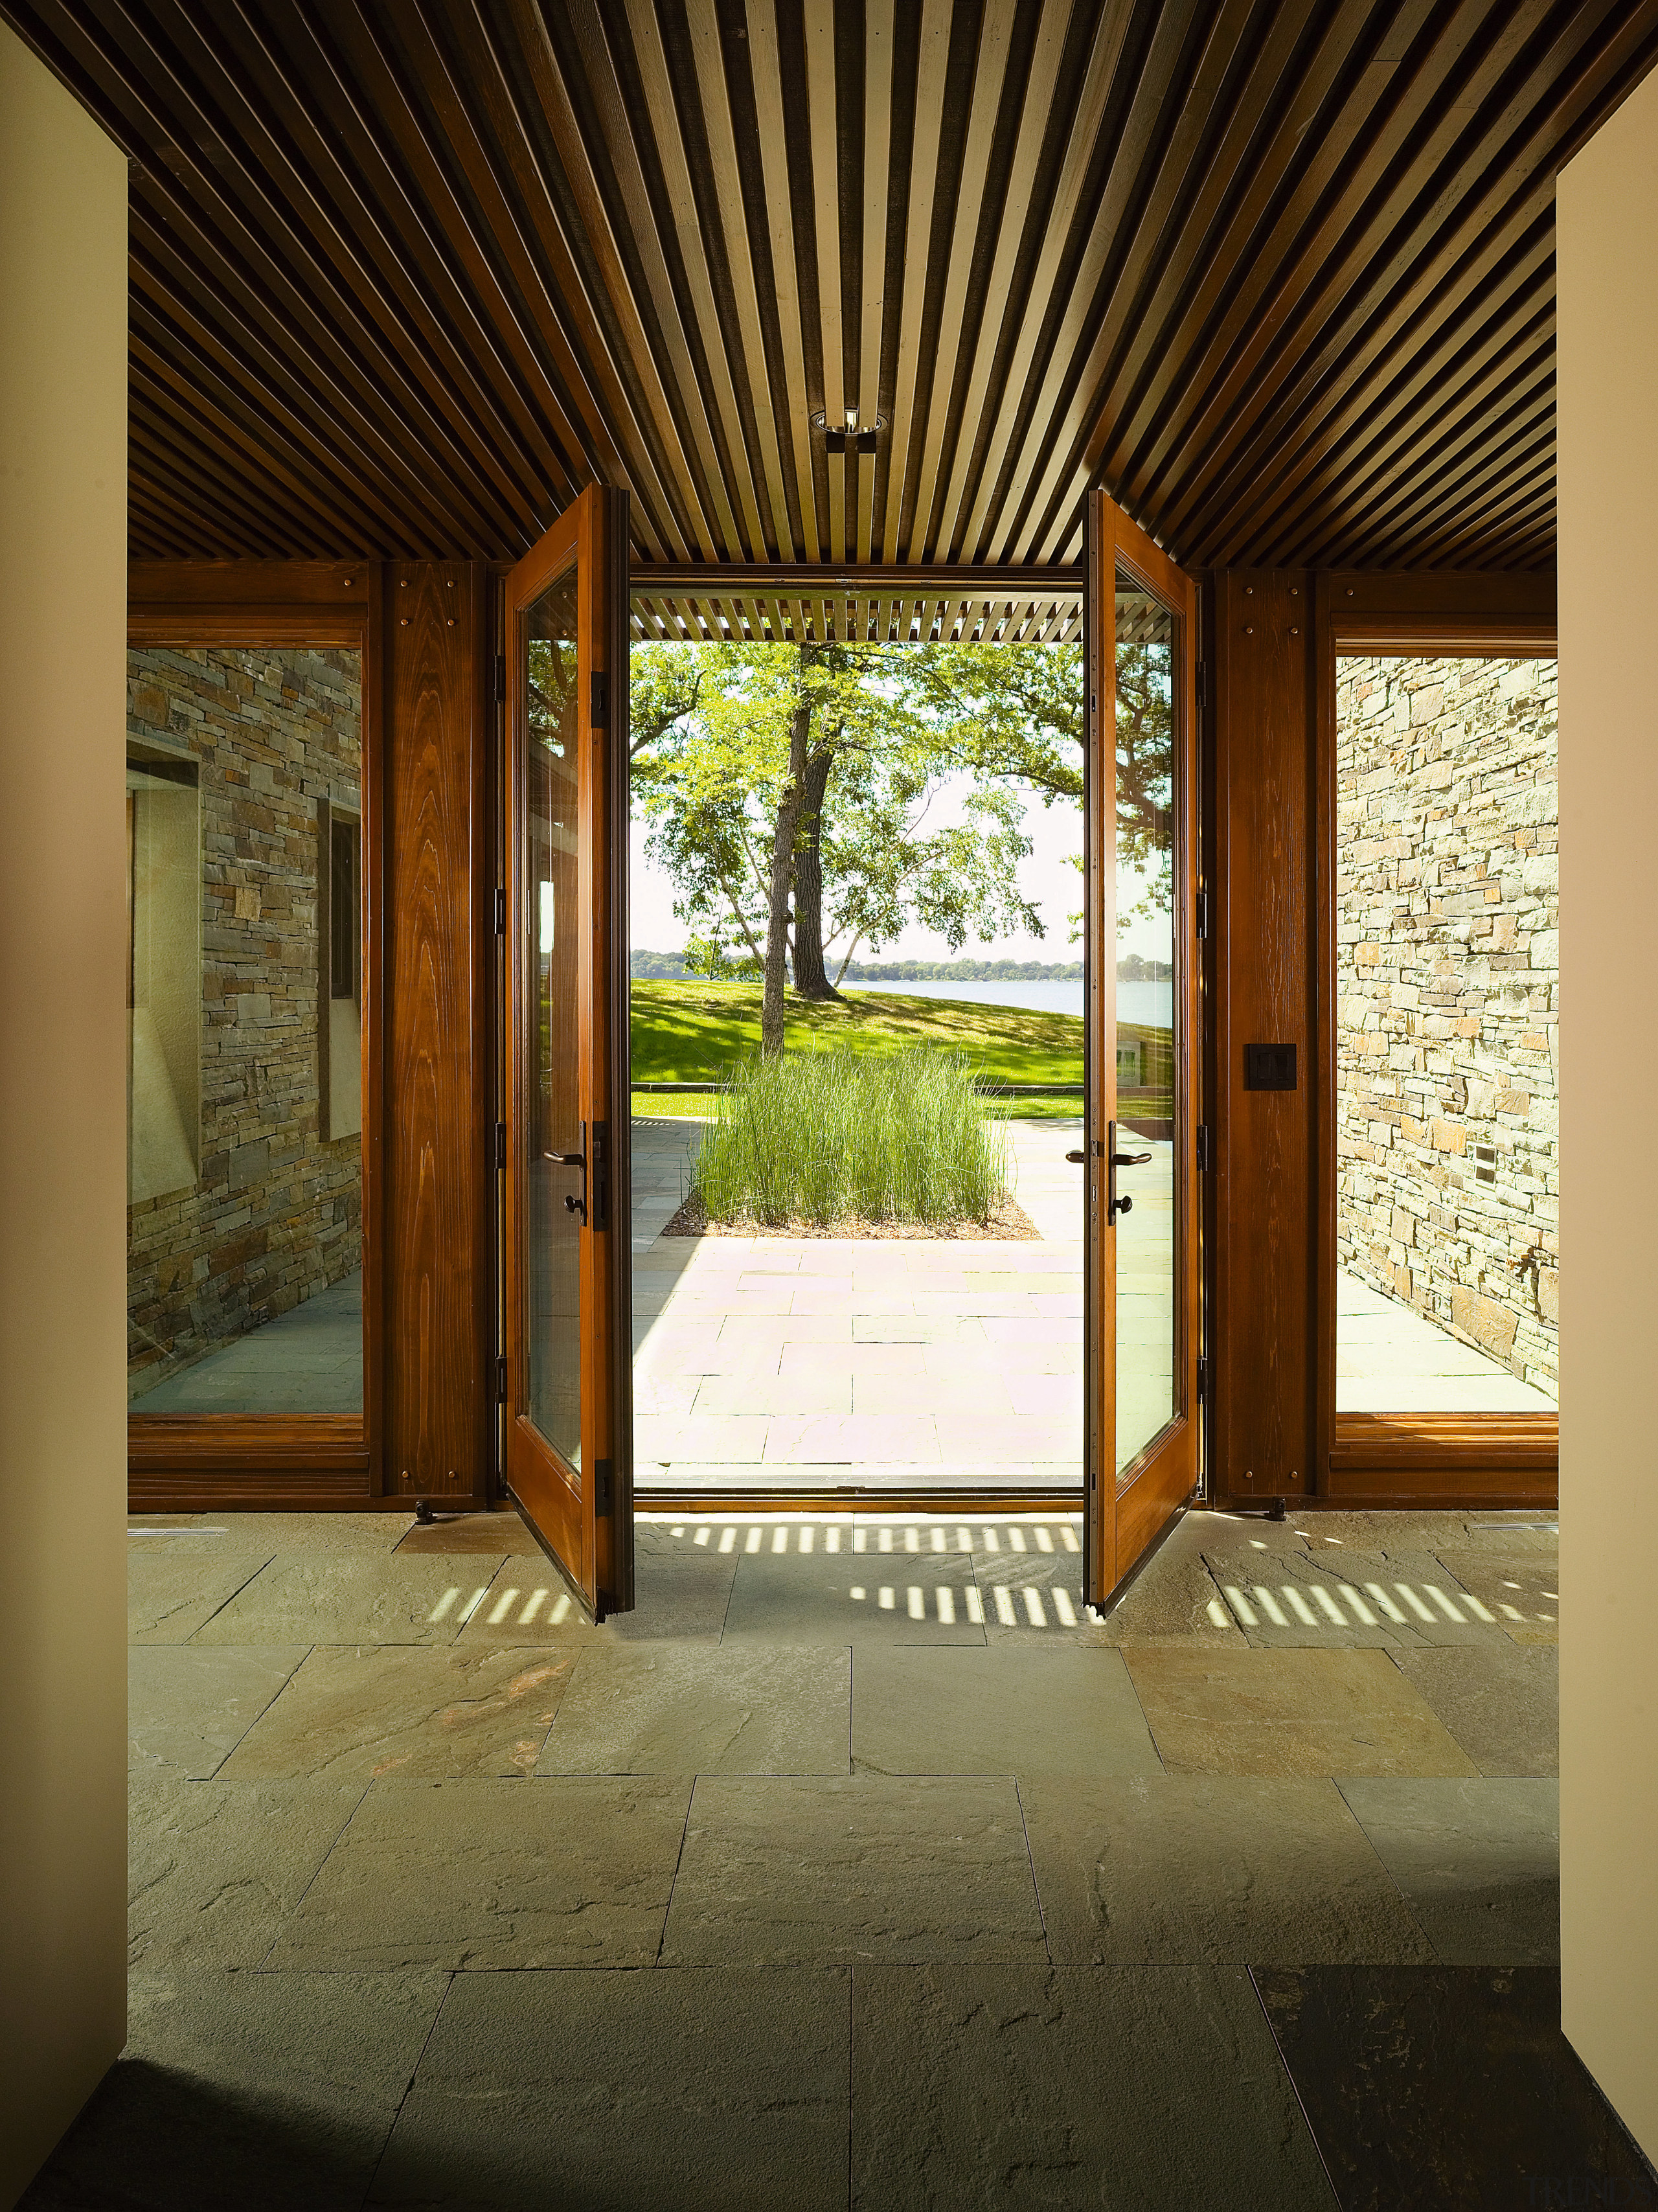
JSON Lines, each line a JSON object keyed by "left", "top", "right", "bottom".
{"left": 629, "top": 775, "right": 1172, "bottom": 966}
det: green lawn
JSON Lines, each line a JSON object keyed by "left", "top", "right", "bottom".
{"left": 628, "top": 980, "right": 1089, "bottom": 1122}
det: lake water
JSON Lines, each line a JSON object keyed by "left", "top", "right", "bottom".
{"left": 842, "top": 977, "right": 1174, "bottom": 1027}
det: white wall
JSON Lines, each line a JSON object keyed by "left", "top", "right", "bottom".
{"left": 1558, "top": 66, "right": 1658, "bottom": 2165}
{"left": 0, "top": 24, "right": 129, "bottom": 2206}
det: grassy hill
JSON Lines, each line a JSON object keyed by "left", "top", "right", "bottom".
{"left": 629, "top": 980, "right": 1085, "bottom": 1119}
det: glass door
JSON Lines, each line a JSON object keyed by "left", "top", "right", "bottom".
{"left": 1082, "top": 492, "right": 1201, "bottom": 1606}
{"left": 503, "top": 486, "right": 633, "bottom": 1617}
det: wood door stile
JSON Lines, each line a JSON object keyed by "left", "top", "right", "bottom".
{"left": 501, "top": 486, "right": 631, "bottom": 1617}
{"left": 1085, "top": 494, "right": 1201, "bottom": 1611}
{"left": 383, "top": 562, "right": 495, "bottom": 1507}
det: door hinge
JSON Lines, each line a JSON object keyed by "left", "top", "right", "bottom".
{"left": 1196, "top": 1124, "right": 1212, "bottom": 1172}
{"left": 495, "top": 1354, "right": 508, "bottom": 1404}
{"left": 1196, "top": 659, "right": 1207, "bottom": 710}
{"left": 1197, "top": 1356, "right": 1210, "bottom": 1404}
{"left": 494, "top": 886, "right": 506, "bottom": 935}
{"left": 494, "top": 652, "right": 506, "bottom": 704}
{"left": 494, "top": 1119, "right": 506, "bottom": 1170}
{"left": 1196, "top": 889, "right": 1210, "bottom": 941}
{"left": 591, "top": 670, "right": 608, "bottom": 727}
{"left": 594, "top": 1459, "right": 613, "bottom": 1516}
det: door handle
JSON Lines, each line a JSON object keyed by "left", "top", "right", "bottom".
{"left": 1113, "top": 1147, "right": 1152, "bottom": 1168}
{"left": 544, "top": 1147, "right": 586, "bottom": 1224}
{"left": 1106, "top": 1120, "right": 1135, "bottom": 1224}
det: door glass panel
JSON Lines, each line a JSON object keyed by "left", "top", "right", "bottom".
{"left": 126, "top": 646, "right": 365, "bottom": 1415}
{"left": 523, "top": 565, "right": 584, "bottom": 1467}
{"left": 1114, "top": 581, "right": 1178, "bottom": 1477}
{"left": 1335, "top": 654, "right": 1558, "bottom": 1411}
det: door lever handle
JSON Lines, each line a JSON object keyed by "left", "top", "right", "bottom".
{"left": 1065, "top": 1149, "right": 1085, "bottom": 1165}
{"left": 543, "top": 1150, "right": 584, "bottom": 1167}
{"left": 1113, "top": 1148, "right": 1153, "bottom": 1167}
{"left": 545, "top": 1148, "right": 586, "bottom": 1224}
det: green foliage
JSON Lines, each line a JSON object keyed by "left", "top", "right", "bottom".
{"left": 629, "top": 641, "right": 1044, "bottom": 986}
{"left": 692, "top": 1049, "right": 1009, "bottom": 1227}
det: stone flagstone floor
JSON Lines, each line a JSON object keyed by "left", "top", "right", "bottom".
{"left": 23, "top": 1499, "right": 1647, "bottom": 2209}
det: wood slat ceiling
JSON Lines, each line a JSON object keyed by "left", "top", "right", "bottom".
{"left": 7, "top": 0, "right": 1655, "bottom": 573}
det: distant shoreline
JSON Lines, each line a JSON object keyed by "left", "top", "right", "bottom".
{"left": 630, "top": 950, "right": 1172, "bottom": 984}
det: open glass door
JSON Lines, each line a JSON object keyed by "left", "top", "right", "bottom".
{"left": 503, "top": 486, "right": 633, "bottom": 1618}
{"left": 1083, "top": 492, "right": 1201, "bottom": 1606}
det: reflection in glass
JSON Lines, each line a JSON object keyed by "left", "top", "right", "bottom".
{"left": 524, "top": 567, "right": 584, "bottom": 1469}
{"left": 1114, "top": 582, "right": 1178, "bottom": 1478}
{"left": 1334, "top": 655, "right": 1558, "bottom": 1411}
{"left": 126, "top": 647, "right": 364, "bottom": 1414}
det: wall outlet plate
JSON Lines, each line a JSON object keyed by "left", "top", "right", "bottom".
{"left": 1244, "top": 1042, "right": 1297, "bottom": 1091}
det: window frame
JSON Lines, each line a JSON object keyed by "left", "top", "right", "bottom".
{"left": 1313, "top": 584, "right": 1558, "bottom": 1504}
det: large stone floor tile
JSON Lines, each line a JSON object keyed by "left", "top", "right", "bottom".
{"left": 1120, "top": 1646, "right": 1481, "bottom": 1777}
{"left": 128, "top": 1777, "right": 367, "bottom": 1969}
{"left": 1080, "top": 1520, "right": 1244, "bottom": 1644}
{"left": 190, "top": 1555, "right": 508, "bottom": 1646}
{"left": 721, "top": 1548, "right": 985, "bottom": 1644}
{"left": 936, "top": 1413, "right": 1080, "bottom": 1463}
{"left": 393, "top": 1511, "right": 543, "bottom": 1555}
{"left": 1335, "top": 1778, "right": 1560, "bottom": 1964}
{"left": 219, "top": 1644, "right": 574, "bottom": 1781}
{"left": 1295, "top": 1547, "right": 1517, "bottom": 1648}
{"left": 851, "top": 1646, "right": 1160, "bottom": 1780}
{"left": 1431, "top": 1548, "right": 1560, "bottom": 1643}
{"left": 1202, "top": 1546, "right": 1427, "bottom": 1650}
{"left": 130, "top": 1512, "right": 411, "bottom": 1555}
{"left": 130, "top": 1645, "right": 309, "bottom": 1778}
{"left": 459, "top": 1548, "right": 737, "bottom": 1645}
{"left": 1253, "top": 1965, "right": 1646, "bottom": 2212}
{"left": 538, "top": 1643, "right": 850, "bottom": 1774}
{"left": 266, "top": 1777, "right": 691, "bottom": 1970}
{"left": 369, "top": 1965, "right": 850, "bottom": 2211}
{"left": 661, "top": 1774, "right": 1046, "bottom": 1965}
{"left": 129, "top": 1551, "right": 276, "bottom": 1643}
{"left": 1390, "top": 1640, "right": 1558, "bottom": 1776}
{"left": 1022, "top": 1773, "right": 1431, "bottom": 1967}
{"left": 851, "top": 1964, "right": 1334, "bottom": 2212}
{"left": 20, "top": 1970, "right": 450, "bottom": 2212}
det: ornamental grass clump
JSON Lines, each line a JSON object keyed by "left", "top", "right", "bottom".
{"left": 692, "top": 1048, "right": 1008, "bottom": 1228}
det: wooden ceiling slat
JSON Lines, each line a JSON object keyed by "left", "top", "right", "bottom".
{"left": 6, "top": 0, "right": 1652, "bottom": 569}
{"left": 617, "top": 0, "right": 771, "bottom": 560}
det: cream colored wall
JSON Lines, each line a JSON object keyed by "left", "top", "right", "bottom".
{"left": 1558, "top": 67, "right": 1658, "bottom": 2165}
{"left": 0, "top": 23, "right": 129, "bottom": 2207}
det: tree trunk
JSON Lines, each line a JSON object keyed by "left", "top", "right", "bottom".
{"left": 790, "top": 746, "right": 841, "bottom": 1000}
{"left": 760, "top": 694, "right": 811, "bottom": 1057}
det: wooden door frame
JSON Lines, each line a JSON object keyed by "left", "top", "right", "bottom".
{"left": 1311, "top": 571, "right": 1558, "bottom": 1505}
{"left": 1085, "top": 497, "right": 1203, "bottom": 1604}
{"left": 126, "top": 562, "right": 386, "bottom": 1507}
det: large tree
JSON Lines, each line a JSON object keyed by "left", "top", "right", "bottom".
{"left": 631, "top": 641, "right": 1042, "bottom": 1054}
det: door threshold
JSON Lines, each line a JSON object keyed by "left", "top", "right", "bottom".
{"left": 635, "top": 1488, "right": 1084, "bottom": 1513}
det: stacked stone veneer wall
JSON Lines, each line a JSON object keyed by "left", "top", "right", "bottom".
{"left": 1335, "top": 654, "right": 1558, "bottom": 1397}
{"left": 127, "top": 646, "right": 361, "bottom": 1399}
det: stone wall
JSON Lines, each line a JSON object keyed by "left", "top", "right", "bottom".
{"left": 126, "top": 646, "right": 362, "bottom": 1400}
{"left": 1335, "top": 654, "right": 1558, "bottom": 1397}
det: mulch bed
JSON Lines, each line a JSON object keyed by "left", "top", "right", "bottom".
{"left": 661, "top": 1192, "right": 1041, "bottom": 1241}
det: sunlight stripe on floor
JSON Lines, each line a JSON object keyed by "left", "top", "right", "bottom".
{"left": 1337, "top": 1586, "right": 1377, "bottom": 1625}
{"left": 826, "top": 1527, "right": 841, "bottom": 1552}
{"left": 1310, "top": 1586, "right": 1346, "bottom": 1624}
{"left": 1061, "top": 1526, "right": 1081, "bottom": 1552}
{"left": 1460, "top": 1592, "right": 1497, "bottom": 1622}
{"left": 771, "top": 1526, "right": 788, "bottom": 1554}
{"left": 878, "top": 1586, "right": 895, "bottom": 1610}
{"left": 487, "top": 1588, "right": 520, "bottom": 1625}
{"left": 1254, "top": 1588, "right": 1289, "bottom": 1626}
{"left": 427, "top": 1588, "right": 460, "bottom": 1623}
{"left": 519, "top": 1590, "right": 547, "bottom": 1624}
{"left": 907, "top": 1586, "right": 925, "bottom": 1619}
{"left": 799, "top": 1526, "right": 814, "bottom": 1553}
{"left": 966, "top": 1586, "right": 984, "bottom": 1624}
{"left": 1393, "top": 1584, "right": 1437, "bottom": 1622}
{"left": 1007, "top": 1529, "right": 1028, "bottom": 1552}
{"left": 994, "top": 1587, "right": 1018, "bottom": 1626}
{"left": 1223, "top": 1585, "right": 1258, "bottom": 1626}
{"left": 457, "top": 1587, "right": 488, "bottom": 1624}
{"left": 937, "top": 1587, "right": 956, "bottom": 1624}
{"left": 1022, "top": 1588, "right": 1047, "bottom": 1627}
{"left": 850, "top": 1585, "right": 866, "bottom": 1602}
{"left": 1207, "top": 1597, "right": 1231, "bottom": 1629}
{"left": 745, "top": 1527, "right": 763, "bottom": 1553}
{"left": 1363, "top": 1582, "right": 1409, "bottom": 1623}
{"left": 1053, "top": 1588, "right": 1078, "bottom": 1627}
{"left": 1422, "top": 1584, "right": 1466, "bottom": 1622}
{"left": 957, "top": 1527, "right": 973, "bottom": 1551}
{"left": 549, "top": 1593, "right": 571, "bottom": 1625}
{"left": 1281, "top": 1587, "right": 1319, "bottom": 1626}
{"left": 718, "top": 1527, "right": 736, "bottom": 1552}
{"left": 1034, "top": 1527, "right": 1054, "bottom": 1553}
